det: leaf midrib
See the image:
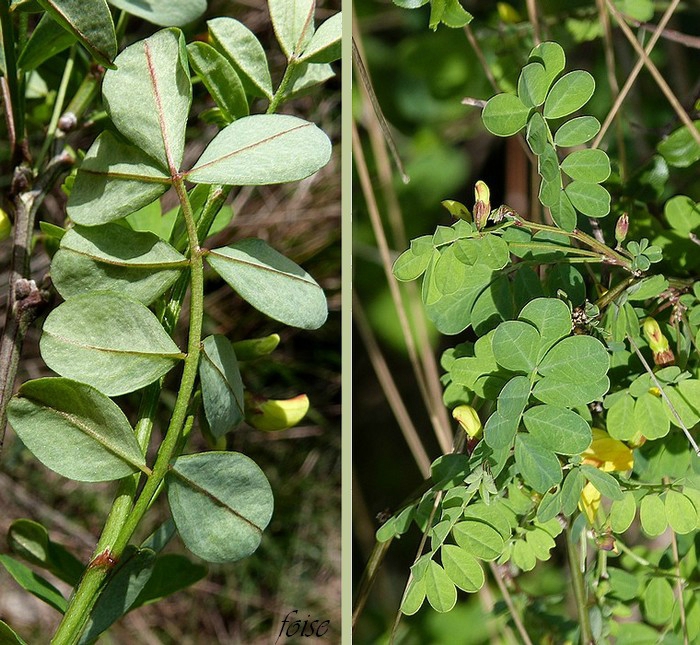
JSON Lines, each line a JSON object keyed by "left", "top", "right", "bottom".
{"left": 43, "top": 329, "right": 185, "bottom": 359}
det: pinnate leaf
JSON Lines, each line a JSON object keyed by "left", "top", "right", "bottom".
{"left": 452, "top": 521, "right": 504, "bottom": 561}
{"left": 186, "top": 114, "right": 331, "bottom": 185}
{"left": 206, "top": 238, "right": 327, "bottom": 330}
{"left": 167, "top": 452, "right": 274, "bottom": 563}
{"left": 7, "top": 378, "right": 146, "bottom": 481}
{"left": 441, "top": 545, "right": 484, "bottom": 592}
{"left": 40, "top": 292, "right": 183, "bottom": 396}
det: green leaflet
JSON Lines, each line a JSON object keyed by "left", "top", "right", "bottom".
{"left": 187, "top": 42, "right": 249, "bottom": 122}
{"left": 206, "top": 238, "right": 327, "bottom": 330}
{"left": 17, "top": 13, "right": 76, "bottom": 70}
{"left": 166, "top": 452, "right": 274, "bottom": 563}
{"left": 400, "top": 576, "right": 426, "bottom": 615}
{"left": 0, "top": 554, "right": 67, "bottom": 614}
{"left": 102, "top": 29, "right": 192, "bottom": 172}
{"left": 393, "top": 236, "right": 434, "bottom": 281}
{"left": 515, "top": 434, "right": 562, "bottom": 493}
{"left": 268, "top": 0, "right": 315, "bottom": 59}
{"left": 298, "top": 12, "right": 342, "bottom": 64}
{"left": 131, "top": 554, "right": 206, "bottom": 608}
{"left": 554, "top": 116, "right": 601, "bottom": 147}
{"left": 452, "top": 521, "right": 504, "bottom": 561}
{"left": 186, "top": 114, "right": 331, "bottom": 185}
{"left": 523, "top": 405, "right": 592, "bottom": 455}
{"left": 440, "top": 545, "right": 484, "bottom": 593}
{"left": 518, "top": 62, "right": 549, "bottom": 108}
{"left": 51, "top": 223, "right": 187, "bottom": 305}
{"left": 67, "top": 131, "right": 171, "bottom": 225}
{"left": 208, "top": 17, "right": 274, "bottom": 99}
{"left": 492, "top": 320, "right": 540, "bottom": 373}
{"left": 639, "top": 494, "right": 668, "bottom": 536}
{"left": 564, "top": 181, "right": 611, "bottom": 218}
{"left": 643, "top": 577, "right": 675, "bottom": 626}
{"left": 0, "top": 620, "right": 29, "bottom": 645}
{"left": 665, "top": 490, "right": 697, "bottom": 534}
{"left": 543, "top": 70, "right": 595, "bottom": 119}
{"left": 423, "top": 560, "right": 456, "bottom": 613}
{"left": 108, "top": 0, "right": 207, "bottom": 26}
{"left": 560, "top": 149, "right": 611, "bottom": 183}
{"left": 40, "top": 292, "right": 184, "bottom": 396}
{"left": 36, "top": 0, "right": 116, "bottom": 68}
{"left": 7, "top": 378, "right": 147, "bottom": 481}
{"left": 610, "top": 492, "right": 636, "bottom": 533}
{"left": 482, "top": 93, "right": 530, "bottom": 137}
{"left": 199, "top": 335, "right": 245, "bottom": 438}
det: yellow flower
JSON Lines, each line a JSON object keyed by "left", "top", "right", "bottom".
{"left": 578, "top": 428, "right": 633, "bottom": 524}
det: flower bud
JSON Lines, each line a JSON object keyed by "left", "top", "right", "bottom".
{"left": 614, "top": 213, "right": 628, "bottom": 246}
{"left": 473, "top": 181, "right": 491, "bottom": 231}
{"left": 0, "top": 207, "right": 10, "bottom": 241}
{"left": 642, "top": 317, "right": 675, "bottom": 366}
{"left": 244, "top": 391, "right": 309, "bottom": 432}
{"left": 452, "top": 405, "right": 482, "bottom": 439}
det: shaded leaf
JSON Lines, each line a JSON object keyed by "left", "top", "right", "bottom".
{"left": 67, "top": 132, "right": 170, "bottom": 226}
{"left": 17, "top": 13, "right": 75, "bottom": 70}
{"left": 526, "top": 111, "right": 549, "bottom": 155}
{"left": 51, "top": 223, "right": 187, "bottom": 305}
{"left": 580, "top": 465, "right": 623, "bottom": 500}
{"left": 132, "top": 554, "right": 207, "bottom": 607}
{"left": 167, "top": 452, "right": 274, "bottom": 562}
{"left": 208, "top": 17, "right": 273, "bottom": 99}
{"left": 515, "top": 435, "right": 562, "bottom": 493}
{"left": 665, "top": 490, "right": 697, "bottom": 534}
{"left": 299, "top": 12, "right": 342, "bottom": 63}
{"left": 108, "top": 0, "right": 206, "bottom": 26}
{"left": 400, "top": 576, "right": 426, "bottom": 615}
{"left": 610, "top": 491, "right": 636, "bottom": 533}
{"left": 7, "top": 378, "right": 147, "bottom": 481}
{"left": 206, "top": 238, "right": 327, "bottom": 330}
{"left": 0, "top": 554, "right": 66, "bottom": 613}
{"left": 0, "top": 621, "right": 28, "bottom": 645}
{"left": 40, "top": 292, "right": 183, "bottom": 396}
{"left": 643, "top": 577, "right": 675, "bottom": 626}
{"left": 518, "top": 62, "right": 549, "bottom": 108}
{"left": 186, "top": 114, "right": 331, "bottom": 185}
{"left": 199, "top": 335, "right": 245, "bottom": 438}
{"left": 37, "top": 0, "right": 116, "bottom": 67}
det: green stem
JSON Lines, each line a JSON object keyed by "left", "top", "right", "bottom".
{"left": 565, "top": 525, "right": 594, "bottom": 645}
{"left": 267, "top": 59, "right": 298, "bottom": 114}
{"left": 0, "top": 0, "right": 24, "bottom": 158}
{"left": 50, "top": 179, "right": 205, "bottom": 645}
{"left": 35, "top": 44, "right": 77, "bottom": 171}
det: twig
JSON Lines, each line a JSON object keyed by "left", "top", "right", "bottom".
{"left": 666, "top": 477, "right": 689, "bottom": 645}
{"left": 566, "top": 525, "right": 594, "bottom": 645}
{"left": 489, "top": 562, "right": 534, "bottom": 645}
{"left": 0, "top": 152, "right": 74, "bottom": 453}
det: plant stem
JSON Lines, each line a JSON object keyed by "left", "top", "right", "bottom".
{"left": 0, "top": 0, "right": 25, "bottom": 160}
{"left": 35, "top": 44, "right": 77, "bottom": 171}
{"left": 565, "top": 525, "right": 594, "bottom": 645}
{"left": 51, "top": 178, "right": 205, "bottom": 645}
{"left": 267, "top": 60, "right": 298, "bottom": 114}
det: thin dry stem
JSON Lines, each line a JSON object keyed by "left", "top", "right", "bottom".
{"left": 526, "top": 0, "right": 541, "bottom": 44}
{"left": 489, "top": 562, "right": 534, "bottom": 645}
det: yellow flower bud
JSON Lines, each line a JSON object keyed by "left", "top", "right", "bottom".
{"left": 0, "top": 207, "right": 11, "bottom": 241}
{"left": 452, "top": 405, "right": 482, "bottom": 439}
{"left": 642, "top": 317, "right": 674, "bottom": 366}
{"left": 244, "top": 392, "right": 309, "bottom": 432}
{"left": 473, "top": 181, "right": 491, "bottom": 230}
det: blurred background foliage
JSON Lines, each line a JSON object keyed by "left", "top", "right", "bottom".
{"left": 0, "top": 1, "right": 340, "bottom": 642}
{"left": 353, "top": 0, "right": 700, "bottom": 642}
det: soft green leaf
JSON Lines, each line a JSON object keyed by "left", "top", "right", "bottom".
{"left": 7, "top": 378, "right": 147, "bottom": 481}
{"left": 0, "top": 554, "right": 67, "bottom": 613}
{"left": 424, "top": 560, "right": 457, "bottom": 613}
{"left": 393, "top": 237, "right": 434, "bottom": 281}
{"left": 131, "top": 554, "right": 207, "bottom": 608}
{"left": 37, "top": 0, "right": 116, "bottom": 67}
{"left": 17, "top": 13, "right": 76, "bottom": 70}
{"left": 269, "top": 0, "right": 315, "bottom": 59}
{"left": 657, "top": 121, "right": 700, "bottom": 168}
{"left": 167, "top": 453, "right": 273, "bottom": 563}
{"left": 533, "top": 375, "right": 609, "bottom": 407}
{"left": 515, "top": 435, "right": 562, "bottom": 493}
{"left": 470, "top": 274, "right": 512, "bottom": 335}
{"left": 665, "top": 379, "right": 700, "bottom": 428}
{"left": 452, "top": 520, "right": 504, "bottom": 561}
{"left": 580, "top": 465, "right": 623, "bottom": 500}
{"left": 206, "top": 238, "right": 327, "bottom": 330}
{"left": 199, "top": 335, "right": 245, "bottom": 438}
{"left": 126, "top": 198, "right": 177, "bottom": 242}
{"left": 482, "top": 93, "right": 530, "bottom": 137}
{"left": 554, "top": 116, "right": 601, "bottom": 147}
{"left": 67, "top": 132, "right": 170, "bottom": 225}
{"left": 462, "top": 502, "right": 513, "bottom": 540}
{"left": 208, "top": 17, "right": 273, "bottom": 99}
{"left": 523, "top": 405, "right": 591, "bottom": 455}
{"left": 283, "top": 61, "right": 335, "bottom": 100}
{"left": 526, "top": 111, "right": 549, "bottom": 155}
{"left": 40, "top": 292, "right": 183, "bottom": 396}
{"left": 539, "top": 335, "right": 609, "bottom": 383}
{"left": 512, "top": 539, "right": 537, "bottom": 571}
{"left": 536, "top": 488, "right": 562, "bottom": 522}
{"left": 665, "top": 490, "right": 698, "bottom": 535}
{"left": 560, "top": 149, "right": 611, "bottom": 183}
{"left": 643, "top": 577, "right": 675, "bottom": 626}
{"left": 102, "top": 29, "right": 191, "bottom": 171}
{"left": 626, "top": 275, "right": 669, "bottom": 301}
{"left": 561, "top": 469, "right": 585, "bottom": 516}
{"left": 610, "top": 491, "right": 636, "bottom": 533}
{"left": 299, "top": 12, "right": 342, "bottom": 63}
{"left": 480, "top": 233, "right": 510, "bottom": 270}
{"left": 528, "top": 41, "right": 565, "bottom": 88}
{"left": 0, "top": 621, "right": 28, "bottom": 645}
{"left": 518, "top": 297, "right": 571, "bottom": 357}
{"left": 187, "top": 42, "right": 248, "bottom": 121}
{"left": 525, "top": 526, "right": 556, "bottom": 561}
{"left": 606, "top": 393, "right": 637, "bottom": 440}
{"left": 543, "top": 70, "right": 595, "bottom": 119}
{"left": 492, "top": 320, "right": 540, "bottom": 373}
{"left": 186, "top": 114, "right": 331, "bottom": 185}
{"left": 639, "top": 494, "right": 668, "bottom": 536}
{"left": 518, "top": 62, "right": 549, "bottom": 108}
{"left": 565, "top": 181, "right": 611, "bottom": 218}
{"left": 634, "top": 392, "right": 669, "bottom": 440}
{"left": 51, "top": 223, "right": 187, "bottom": 305}
{"left": 78, "top": 548, "right": 156, "bottom": 645}
{"left": 549, "top": 189, "right": 578, "bottom": 231}
{"left": 441, "top": 545, "right": 484, "bottom": 592}
{"left": 108, "top": 0, "right": 206, "bottom": 26}
{"left": 608, "top": 567, "right": 641, "bottom": 601}
{"left": 546, "top": 262, "right": 585, "bottom": 304}
{"left": 537, "top": 143, "right": 560, "bottom": 183}
{"left": 400, "top": 576, "right": 426, "bottom": 615}
{"left": 8, "top": 519, "right": 83, "bottom": 586}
